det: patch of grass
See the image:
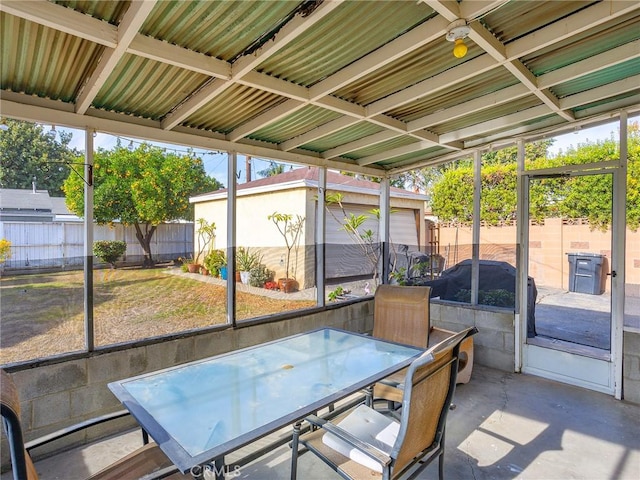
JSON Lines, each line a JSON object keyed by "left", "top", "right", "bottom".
{"left": 0, "top": 267, "right": 314, "bottom": 364}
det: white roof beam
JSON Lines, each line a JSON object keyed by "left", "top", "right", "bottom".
{"left": 230, "top": 0, "right": 344, "bottom": 79}
{"left": 1, "top": 95, "right": 384, "bottom": 177}
{"left": 440, "top": 105, "right": 551, "bottom": 143}
{"left": 323, "top": 131, "right": 401, "bottom": 159}
{"left": 163, "top": 1, "right": 342, "bottom": 130}
{"left": 538, "top": 39, "right": 640, "bottom": 89}
{"left": 358, "top": 141, "right": 437, "bottom": 166}
{"left": 75, "top": 1, "right": 157, "bottom": 114}
{"left": 280, "top": 117, "right": 359, "bottom": 151}
{"left": 0, "top": 0, "right": 117, "bottom": 47}
{"left": 508, "top": 1, "right": 640, "bottom": 59}
{"left": 128, "top": 35, "right": 231, "bottom": 79}
{"left": 408, "top": 83, "right": 531, "bottom": 131}
{"left": 309, "top": 16, "right": 449, "bottom": 100}
{"left": 366, "top": 55, "right": 497, "bottom": 115}
{"left": 560, "top": 75, "right": 640, "bottom": 110}
{"left": 229, "top": 100, "right": 306, "bottom": 142}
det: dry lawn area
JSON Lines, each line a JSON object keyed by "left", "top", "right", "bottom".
{"left": 0, "top": 267, "right": 314, "bottom": 365}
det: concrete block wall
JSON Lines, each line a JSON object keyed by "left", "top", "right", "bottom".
{"left": 623, "top": 331, "right": 640, "bottom": 404}
{"left": 431, "top": 301, "right": 515, "bottom": 372}
{"left": 1, "top": 301, "right": 374, "bottom": 469}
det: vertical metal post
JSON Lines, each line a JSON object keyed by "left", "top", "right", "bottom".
{"left": 84, "top": 130, "right": 94, "bottom": 351}
{"left": 227, "top": 152, "right": 237, "bottom": 327}
{"left": 471, "top": 150, "right": 481, "bottom": 305}
{"left": 316, "top": 167, "right": 326, "bottom": 306}
{"left": 515, "top": 139, "right": 527, "bottom": 372}
{"left": 613, "top": 112, "right": 628, "bottom": 399}
{"left": 380, "top": 178, "right": 390, "bottom": 284}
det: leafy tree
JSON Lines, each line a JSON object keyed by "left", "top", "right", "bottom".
{"left": 64, "top": 143, "right": 222, "bottom": 266}
{"left": 0, "top": 119, "right": 79, "bottom": 195}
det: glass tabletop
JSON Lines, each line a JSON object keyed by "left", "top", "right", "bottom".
{"left": 109, "top": 328, "right": 423, "bottom": 472}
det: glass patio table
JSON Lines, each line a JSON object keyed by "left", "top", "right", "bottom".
{"left": 108, "top": 327, "right": 423, "bottom": 474}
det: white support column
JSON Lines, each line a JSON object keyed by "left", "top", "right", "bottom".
{"left": 227, "top": 152, "right": 237, "bottom": 327}
{"left": 471, "top": 150, "right": 481, "bottom": 305}
{"left": 316, "top": 167, "right": 327, "bottom": 306}
{"left": 84, "top": 130, "right": 94, "bottom": 351}
{"left": 380, "top": 178, "right": 391, "bottom": 284}
{"left": 515, "top": 139, "right": 527, "bottom": 372}
{"left": 613, "top": 111, "right": 628, "bottom": 399}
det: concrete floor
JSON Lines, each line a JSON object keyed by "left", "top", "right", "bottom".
{"left": 6, "top": 365, "right": 639, "bottom": 480}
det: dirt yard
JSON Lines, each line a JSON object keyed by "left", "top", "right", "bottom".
{"left": 0, "top": 267, "right": 315, "bottom": 365}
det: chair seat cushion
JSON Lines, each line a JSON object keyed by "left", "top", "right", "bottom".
{"left": 322, "top": 405, "right": 399, "bottom": 473}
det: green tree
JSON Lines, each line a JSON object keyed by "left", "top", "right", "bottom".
{"left": 63, "top": 143, "right": 222, "bottom": 266}
{"left": 0, "top": 119, "right": 79, "bottom": 195}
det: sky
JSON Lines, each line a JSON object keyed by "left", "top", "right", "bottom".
{"left": 57, "top": 114, "right": 638, "bottom": 182}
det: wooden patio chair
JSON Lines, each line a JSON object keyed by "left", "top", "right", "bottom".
{"left": 0, "top": 369, "right": 186, "bottom": 480}
{"left": 290, "top": 326, "right": 478, "bottom": 480}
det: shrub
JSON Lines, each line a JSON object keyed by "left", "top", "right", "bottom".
{"left": 93, "top": 241, "right": 127, "bottom": 268}
{"left": 454, "top": 288, "right": 515, "bottom": 307}
{"left": 249, "top": 264, "right": 273, "bottom": 288}
{"left": 0, "top": 239, "right": 11, "bottom": 263}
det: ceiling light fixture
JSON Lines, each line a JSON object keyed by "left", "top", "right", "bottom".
{"left": 446, "top": 19, "right": 471, "bottom": 59}
{"left": 48, "top": 125, "right": 57, "bottom": 138}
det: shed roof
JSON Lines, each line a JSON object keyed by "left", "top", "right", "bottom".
{"left": 190, "top": 167, "right": 427, "bottom": 203}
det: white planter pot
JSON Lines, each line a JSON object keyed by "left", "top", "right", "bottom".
{"left": 240, "top": 271, "right": 250, "bottom": 284}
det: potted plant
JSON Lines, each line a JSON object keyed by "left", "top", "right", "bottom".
{"left": 249, "top": 263, "right": 273, "bottom": 288}
{"left": 236, "top": 247, "right": 260, "bottom": 284}
{"left": 204, "top": 249, "right": 226, "bottom": 278}
{"left": 268, "top": 212, "right": 304, "bottom": 293}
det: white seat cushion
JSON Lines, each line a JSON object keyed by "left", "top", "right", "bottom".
{"left": 322, "top": 405, "right": 399, "bottom": 473}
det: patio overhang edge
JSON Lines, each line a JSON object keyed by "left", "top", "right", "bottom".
{"left": 0, "top": 95, "right": 387, "bottom": 178}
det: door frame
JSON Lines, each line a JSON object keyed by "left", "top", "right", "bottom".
{"left": 515, "top": 115, "right": 627, "bottom": 398}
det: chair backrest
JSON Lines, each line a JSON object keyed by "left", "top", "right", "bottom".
{"left": 373, "top": 285, "right": 431, "bottom": 348}
{"left": 390, "top": 327, "right": 478, "bottom": 477}
{"left": 1, "top": 369, "right": 39, "bottom": 480}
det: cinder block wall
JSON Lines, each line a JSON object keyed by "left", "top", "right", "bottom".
{"left": 623, "top": 331, "right": 640, "bottom": 404}
{"left": 431, "top": 301, "right": 515, "bottom": 372}
{"left": 1, "top": 301, "right": 374, "bottom": 469}
{"left": 9, "top": 299, "right": 637, "bottom": 472}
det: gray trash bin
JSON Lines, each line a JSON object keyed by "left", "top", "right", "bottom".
{"left": 567, "top": 253, "right": 607, "bottom": 295}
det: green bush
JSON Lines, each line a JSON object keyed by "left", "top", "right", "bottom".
{"left": 93, "top": 241, "right": 127, "bottom": 268}
{"left": 454, "top": 288, "right": 515, "bottom": 307}
{"left": 249, "top": 263, "right": 273, "bottom": 288}
{"left": 204, "top": 249, "right": 226, "bottom": 277}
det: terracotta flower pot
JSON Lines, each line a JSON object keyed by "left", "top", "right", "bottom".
{"left": 278, "top": 278, "right": 298, "bottom": 293}
{"left": 187, "top": 263, "right": 200, "bottom": 273}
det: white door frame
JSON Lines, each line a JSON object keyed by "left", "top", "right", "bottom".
{"left": 516, "top": 114, "right": 627, "bottom": 397}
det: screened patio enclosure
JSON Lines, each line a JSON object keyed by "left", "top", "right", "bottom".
{"left": 1, "top": 0, "right": 639, "bottom": 410}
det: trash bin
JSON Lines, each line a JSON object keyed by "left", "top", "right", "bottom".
{"left": 567, "top": 253, "right": 607, "bottom": 295}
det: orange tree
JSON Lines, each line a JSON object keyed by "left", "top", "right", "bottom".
{"left": 64, "top": 143, "right": 222, "bottom": 266}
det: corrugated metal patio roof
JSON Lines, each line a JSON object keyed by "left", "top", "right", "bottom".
{"left": 1, "top": 0, "right": 639, "bottom": 176}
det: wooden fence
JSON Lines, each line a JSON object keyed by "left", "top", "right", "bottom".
{"left": 0, "top": 221, "right": 193, "bottom": 271}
